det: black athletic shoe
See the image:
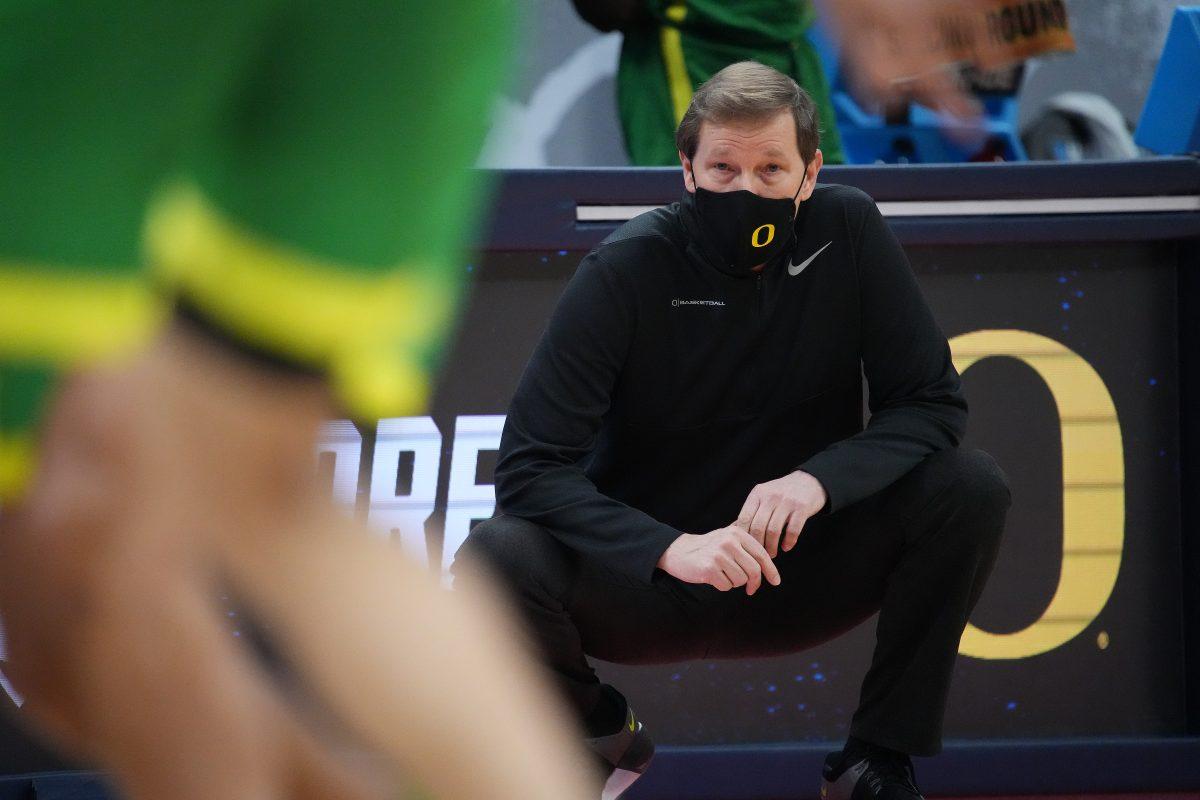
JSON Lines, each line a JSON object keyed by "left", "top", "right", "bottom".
{"left": 585, "top": 702, "right": 654, "bottom": 800}
{"left": 819, "top": 746, "right": 924, "bottom": 800}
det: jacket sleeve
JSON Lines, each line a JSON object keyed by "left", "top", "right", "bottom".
{"left": 798, "top": 194, "right": 967, "bottom": 513}
{"left": 494, "top": 252, "right": 682, "bottom": 582}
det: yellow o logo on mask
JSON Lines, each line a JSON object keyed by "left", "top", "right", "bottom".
{"left": 751, "top": 224, "right": 775, "bottom": 248}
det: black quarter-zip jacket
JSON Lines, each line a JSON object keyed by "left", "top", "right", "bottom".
{"left": 495, "top": 183, "right": 967, "bottom": 583}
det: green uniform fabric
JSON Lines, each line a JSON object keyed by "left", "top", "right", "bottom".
{"left": 0, "top": 0, "right": 515, "bottom": 498}
{"left": 616, "top": 0, "right": 845, "bottom": 166}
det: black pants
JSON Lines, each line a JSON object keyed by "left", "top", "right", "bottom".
{"left": 453, "top": 447, "right": 1010, "bottom": 756}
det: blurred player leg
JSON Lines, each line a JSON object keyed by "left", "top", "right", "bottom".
{"left": 112, "top": 319, "right": 597, "bottom": 799}
{"left": 1, "top": 363, "right": 389, "bottom": 800}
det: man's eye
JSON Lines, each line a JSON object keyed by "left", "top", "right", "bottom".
{"left": 765, "top": 164, "right": 781, "bottom": 173}
{"left": 715, "top": 162, "right": 729, "bottom": 171}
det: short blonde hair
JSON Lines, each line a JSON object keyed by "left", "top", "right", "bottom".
{"left": 675, "top": 61, "right": 820, "bottom": 164}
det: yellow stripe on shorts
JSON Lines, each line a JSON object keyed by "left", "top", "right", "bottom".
{"left": 0, "top": 433, "right": 35, "bottom": 503}
{"left": 144, "top": 183, "right": 452, "bottom": 421}
{"left": 0, "top": 269, "right": 163, "bottom": 363}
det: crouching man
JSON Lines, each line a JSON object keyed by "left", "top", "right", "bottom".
{"left": 454, "top": 61, "right": 1010, "bottom": 800}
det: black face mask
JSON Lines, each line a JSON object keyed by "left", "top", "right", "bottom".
{"left": 691, "top": 181, "right": 802, "bottom": 272}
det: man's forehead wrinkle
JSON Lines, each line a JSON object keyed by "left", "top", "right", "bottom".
{"left": 700, "top": 115, "right": 798, "bottom": 160}
{"left": 705, "top": 135, "right": 792, "bottom": 158}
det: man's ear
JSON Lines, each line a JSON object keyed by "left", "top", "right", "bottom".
{"left": 679, "top": 151, "right": 695, "bottom": 193}
{"left": 798, "top": 149, "right": 824, "bottom": 202}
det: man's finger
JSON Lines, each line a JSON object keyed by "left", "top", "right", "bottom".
{"left": 749, "top": 501, "right": 773, "bottom": 543}
{"left": 716, "top": 555, "right": 749, "bottom": 589}
{"left": 763, "top": 505, "right": 790, "bottom": 558}
{"left": 782, "top": 512, "right": 808, "bottom": 552}
{"left": 736, "top": 493, "right": 760, "bottom": 534}
{"left": 708, "top": 561, "right": 735, "bottom": 591}
{"left": 735, "top": 530, "right": 781, "bottom": 587}
{"left": 729, "top": 545, "right": 763, "bottom": 595}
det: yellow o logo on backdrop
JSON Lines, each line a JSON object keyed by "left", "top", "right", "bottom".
{"left": 950, "top": 329, "right": 1124, "bottom": 660}
{"left": 751, "top": 224, "right": 775, "bottom": 248}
